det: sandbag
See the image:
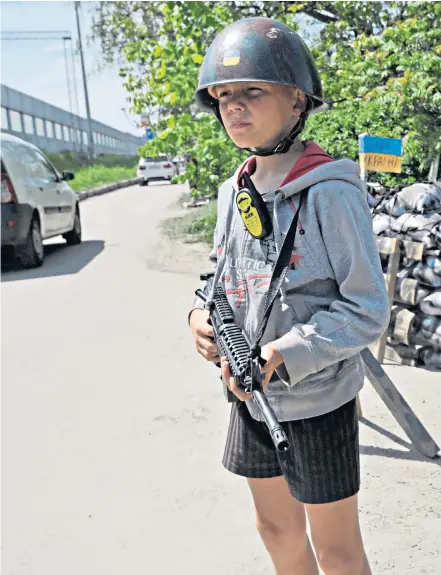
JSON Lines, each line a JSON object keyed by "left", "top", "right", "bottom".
{"left": 412, "top": 264, "right": 441, "bottom": 288}
{"left": 419, "top": 292, "right": 441, "bottom": 316}
{"left": 373, "top": 213, "right": 393, "bottom": 235}
{"left": 419, "top": 347, "right": 441, "bottom": 370}
{"left": 390, "top": 212, "right": 441, "bottom": 234}
{"left": 380, "top": 183, "right": 441, "bottom": 216}
{"left": 395, "top": 277, "right": 431, "bottom": 305}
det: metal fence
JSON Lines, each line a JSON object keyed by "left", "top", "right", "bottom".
{"left": 0, "top": 84, "right": 143, "bottom": 156}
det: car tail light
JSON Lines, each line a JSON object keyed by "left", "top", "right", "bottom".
{"left": 163, "top": 163, "right": 172, "bottom": 168}
{"left": 1, "top": 172, "right": 17, "bottom": 204}
{"left": 138, "top": 165, "right": 146, "bottom": 170}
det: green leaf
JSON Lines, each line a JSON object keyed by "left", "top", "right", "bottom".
{"left": 191, "top": 54, "right": 204, "bottom": 64}
{"left": 157, "top": 59, "right": 166, "bottom": 79}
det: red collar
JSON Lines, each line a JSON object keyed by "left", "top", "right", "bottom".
{"left": 237, "top": 141, "right": 334, "bottom": 187}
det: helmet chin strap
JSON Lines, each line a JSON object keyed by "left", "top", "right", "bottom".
{"left": 213, "top": 99, "right": 311, "bottom": 157}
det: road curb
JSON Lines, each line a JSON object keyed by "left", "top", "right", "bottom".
{"left": 77, "top": 177, "right": 142, "bottom": 202}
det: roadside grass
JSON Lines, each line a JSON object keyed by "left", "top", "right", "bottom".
{"left": 69, "top": 165, "right": 137, "bottom": 192}
{"left": 162, "top": 200, "right": 217, "bottom": 245}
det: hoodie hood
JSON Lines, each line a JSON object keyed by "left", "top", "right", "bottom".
{"left": 280, "top": 141, "right": 334, "bottom": 185}
{"left": 279, "top": 158, "right": 365, "bottom": 201}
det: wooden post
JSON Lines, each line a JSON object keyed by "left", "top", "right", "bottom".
{"left": 373, "top": 237, "right": 401, "bottom": 362}
{"left": 361, "top": 348, "right": 439, "bottom": 458}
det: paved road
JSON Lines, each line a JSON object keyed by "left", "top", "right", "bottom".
{"left": 2, "top": 182, "right": 441, "bottom": 575}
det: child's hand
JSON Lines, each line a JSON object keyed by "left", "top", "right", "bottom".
{"left": 221, "top": 357, "right": 252, "bottom": 401}
{"left": 189, "top": 309, "right": 220, "bottom": 363}
{"left": 259, "top": 344, "right": 284, "bottom": 388}
{"left": 220, "top": 344, "right": 284, "bottom": 402}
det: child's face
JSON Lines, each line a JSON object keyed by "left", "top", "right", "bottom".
{"left": 209, "top": 82, "right": 303, "bottom": 150}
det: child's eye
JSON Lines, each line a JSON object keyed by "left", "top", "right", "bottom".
{"left": 218, "top": 90, "right": 231, "bottom": 99}
{"left": 245, "top": 87, "right": 263, "bottom": 95}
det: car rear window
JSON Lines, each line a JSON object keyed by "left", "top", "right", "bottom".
{"left": 140, "top": 156, "right": 169, "bottom": 164}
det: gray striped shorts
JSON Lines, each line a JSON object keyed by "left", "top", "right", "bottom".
{"left": 222, "top": 398, "right": 360, "bottom": 504}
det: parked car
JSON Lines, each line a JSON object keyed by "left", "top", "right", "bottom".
{"left": 137, "top": 156, "right": 177, "bottom": 185}
{"left": 1, "top": 133, "right": 81, "bottom": 268}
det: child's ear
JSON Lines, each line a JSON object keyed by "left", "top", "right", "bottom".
{"left": 292, "top": 87, "right": 299, "bottom": 109}
{"left": 293, "top": 89, "right": 307, "bottom": 115}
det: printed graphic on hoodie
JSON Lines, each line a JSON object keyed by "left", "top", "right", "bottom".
{"left": 222, "top": 230, "right": 305, "bottom": 309}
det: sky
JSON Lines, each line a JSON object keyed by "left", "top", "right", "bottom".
{"left": 1, "top": 0, "right": 143, "bottom": 136}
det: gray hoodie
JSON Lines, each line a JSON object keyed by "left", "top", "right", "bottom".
{"left": 191, "top": 155, "right": 390, "bottom": 422}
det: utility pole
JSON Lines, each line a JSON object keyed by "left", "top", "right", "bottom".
{"left": 75, "top": 1, "right": 94, "bottom": 159}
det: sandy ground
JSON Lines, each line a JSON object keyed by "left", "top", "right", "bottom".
{"left": 2, "top": 182, "right": 440, "bottom": 575}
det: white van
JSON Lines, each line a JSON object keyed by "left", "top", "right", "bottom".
{"left": 1, "top": 133, "right": 82, "bottom": 268}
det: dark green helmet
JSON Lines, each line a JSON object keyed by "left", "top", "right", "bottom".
{"left": 195, "top": 17, "right": 326, "bottom": 114}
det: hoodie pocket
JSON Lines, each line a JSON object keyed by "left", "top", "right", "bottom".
{"left": 288, "top": 297, "right": 313, "bottom": 324}
{"left": 267, "top": 355, "right": 359, "bottom": 395}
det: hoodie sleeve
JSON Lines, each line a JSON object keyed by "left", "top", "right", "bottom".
{"left": 273, "top": 183, "right": 390, "bottom": 386}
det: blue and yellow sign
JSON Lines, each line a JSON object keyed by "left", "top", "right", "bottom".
{"left": 359, "top": 135, "right": 403, "bottom": 174}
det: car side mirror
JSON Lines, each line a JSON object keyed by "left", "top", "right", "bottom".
{"left": 62, "top": 170, "right": 75, "bottom": 182}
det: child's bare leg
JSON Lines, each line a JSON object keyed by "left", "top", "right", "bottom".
{"left": 248, "top": 476, "right": 319, "bottom": 575}
{"left": 307, "top": 494, "right": 371, "bottom": 575}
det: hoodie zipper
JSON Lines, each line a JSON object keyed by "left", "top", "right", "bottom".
{"left": 241, "top": 224, "right": 251, "bottom": 335}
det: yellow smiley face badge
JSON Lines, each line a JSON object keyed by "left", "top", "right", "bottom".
{"left": 236, "top": 190, "right": 263, "bottom": 238}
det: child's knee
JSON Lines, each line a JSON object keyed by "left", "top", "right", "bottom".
{"left": 315, "top": 542, "right": 368, "bottom": 575}
{"left": 256, "top": 514, "right": 306, "bottom": 547}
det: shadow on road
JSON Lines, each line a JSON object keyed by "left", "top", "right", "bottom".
{"left": 1, "top": 240, "right": 105, "bottom": 282}
{"left": 360, "top": 416, "right": 441, "bottom": 464}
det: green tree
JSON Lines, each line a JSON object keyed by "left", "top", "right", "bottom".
{"left": 306, "top": 1, "right": 441, "bottom": 185}
{"left": 91, "top": 1, "right": 441, "bottom": 193}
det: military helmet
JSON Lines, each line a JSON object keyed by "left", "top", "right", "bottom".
{"left": 195, "top": 17, "right": 326, "bottom": 114}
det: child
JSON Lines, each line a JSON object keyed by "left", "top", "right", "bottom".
{"left": 189, "top": 17, "right": 389, "bottom": 575}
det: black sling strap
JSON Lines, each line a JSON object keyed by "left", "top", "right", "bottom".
{"left": 251, "top": 187, "right": 309, "bottom": 357}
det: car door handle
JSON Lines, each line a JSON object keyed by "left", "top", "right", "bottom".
{"left": 39, "top": 186, "right": 44, "bottom": 191}
{"left": 56, "top": 189, "right": 61, "bottom": 194}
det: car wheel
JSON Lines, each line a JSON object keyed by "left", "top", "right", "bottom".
{"left": 63, "top": 206, "right": 82, "bottom": 245}
{"left": 18, "top": 216, "right": 45, "bottom": 268}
